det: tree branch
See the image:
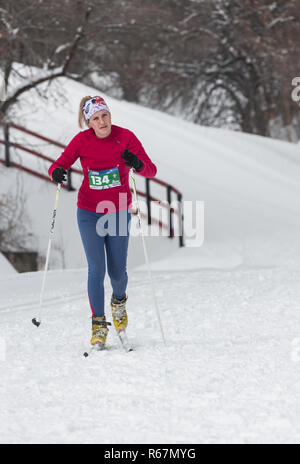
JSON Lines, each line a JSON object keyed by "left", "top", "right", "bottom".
{"left": 0, "top": 3, "right": 93, "bottom": 120}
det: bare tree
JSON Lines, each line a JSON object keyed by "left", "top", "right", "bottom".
{"left": 135, "top": 0, "right": 300, "bottom": 139}
{"left": 1, "top": 0, "right": 299, "bottom": 139}
{"left": 0, "top": 0, "right": 94, "bottom": 122}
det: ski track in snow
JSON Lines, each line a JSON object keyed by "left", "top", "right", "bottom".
{"left": 1, "top": 266, "right": 300, "bottom": 444}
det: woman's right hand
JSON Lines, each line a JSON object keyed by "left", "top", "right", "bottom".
{"left": 51, "top": 167, "right": 67, "bottom": 183}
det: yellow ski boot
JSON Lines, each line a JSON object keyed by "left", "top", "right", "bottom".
{"left": 91, "top": 316, "right": 111, "bottom": 349}
{"left": 111, "top": 294, "right": 128, "bottom": 332}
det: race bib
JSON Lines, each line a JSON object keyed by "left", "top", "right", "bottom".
{"left": 88, "top": 167, "right": 121, "bottom": 190}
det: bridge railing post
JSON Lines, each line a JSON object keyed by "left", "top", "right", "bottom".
{"left": 145, "top": 178, "right": 151, "bottom": 226}
{"left": 167, "top": 184, "right": 174, "bottom": 238}
{"left": 67, "top": 168, "right": 74, "bottom": 191}
{"left": 177, "top": 192, "right": 184, "bottom": 247}
{"left": 4, "top": 122, "right": 10, "bottom": 167}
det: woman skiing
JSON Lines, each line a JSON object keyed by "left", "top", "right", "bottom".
{"left": 48, "top": 96, "right": 157, "bottom": 349}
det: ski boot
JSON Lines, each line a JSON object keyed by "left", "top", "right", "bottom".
{"left": 91, "top": 315, "right": 111, "bottom": 349}
{"left": 111, "top": 294, "right": 128, "bottom": 331}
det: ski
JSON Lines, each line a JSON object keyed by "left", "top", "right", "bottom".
{"left": 83, "top": 342, "right": 105, "bottom": 357}
{"left": 83, "top": 328, "right": 133, "bottom": 357}
{"left": 83, "top": 332, "right": 132, "bottom": 357}
{"left": 116, "top": 329, "right": 133, "bottom": 352}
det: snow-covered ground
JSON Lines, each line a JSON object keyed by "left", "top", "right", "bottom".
{"left": 1, "top": 259, "right": 300, "bottom": 444}
{"left": 0, "top": 252, "right": 17, "bottom": 276}
{"left": 1, "top": 65, "right": 300, "bottom": 443}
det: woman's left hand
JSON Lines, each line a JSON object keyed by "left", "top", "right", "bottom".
{"left": 121, "top": 149, "right": 144, "bottom": 172}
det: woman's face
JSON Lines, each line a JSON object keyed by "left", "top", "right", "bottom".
{"left": 88, "top": 110, "right": 112, "bottom": 138}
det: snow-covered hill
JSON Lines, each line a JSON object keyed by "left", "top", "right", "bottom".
{"left": 1, "top": 65, "right": 300, "bottom": 444}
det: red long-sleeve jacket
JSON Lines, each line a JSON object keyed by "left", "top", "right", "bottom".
{"left": 48, "top": 125, "right": 157, "bottom": 212}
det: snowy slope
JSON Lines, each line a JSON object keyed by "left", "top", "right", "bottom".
{"left": 1, "top": 257, "right": 300, "bottom": 444}
{"left": 0, "top": 252, "right": 17, "bottom": 276}
{"left": 1, "top": 65, "right": 300, "bottom": 444}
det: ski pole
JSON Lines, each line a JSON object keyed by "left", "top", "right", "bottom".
{"left": 32, "top": 183, "right": 62, "bottom": 327}
{"left": 129, "top": 168, "right": 166, "bottom": 345}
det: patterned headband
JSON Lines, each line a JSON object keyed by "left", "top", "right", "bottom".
{"left": 82, "top": 96, "right": 110, "bottom": 123}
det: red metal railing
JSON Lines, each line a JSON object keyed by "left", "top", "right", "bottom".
{"left": 0, "top": 122, "right": 184, "bottom": 245}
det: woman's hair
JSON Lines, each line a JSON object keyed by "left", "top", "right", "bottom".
{"left": 78, "top": 95, "right": 92, "bottom": 128}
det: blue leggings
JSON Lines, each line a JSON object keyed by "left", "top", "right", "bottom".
{"left": 77, "top": 207, "right": 131, "bottom": 317}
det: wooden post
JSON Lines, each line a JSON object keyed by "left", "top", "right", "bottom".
{"left": 4, "top": 122, "right": 10, "bottom": 167}
{"left": 177, "top": 192, "right": 184, "bottom": 247}
{"left": 67, "top": 168, "right": 74, "bottom": 191}
{"left": 167, "top": 185, "right": 174, "bottom": 238}
{"left": 146, "top": 178, "right": 151, "bottom": 225}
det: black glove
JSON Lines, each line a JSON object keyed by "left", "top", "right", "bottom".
{"left": 121, "top": 149, "right": 143, "bottom": 172}
{"left": 52, "top": 167, "right": 67, "bottom": 183}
